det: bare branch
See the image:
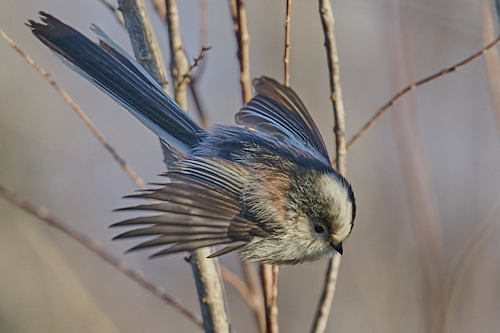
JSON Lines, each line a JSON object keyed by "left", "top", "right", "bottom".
{"left": 188, "top": 248, "right": 230, "bottom": 333}
{"left": 188, "top": 0, "right": 211, "bottom": 129}
{"left": 311, "top": 1, "right": 346, "bottom": 331}
{"left": 99, "top": 0, "right": 125, "bottom": 26}
{"left": 163, "top": 2, "right": 230, "bottom": 331}
{"left": 345, "top": 34, "right": 500, "bottom": 153}
{"left": 310, "top": 255, "right": 341, "bottom": 333}
{"left": 261, "top": 264, "right": 279, "bottom": 333}
{"left": 229, "top": 0, "right": 252, "bottom": 103}
{"left": 166, "top": 0, "right": 191, "bottom": 110}
{"left": 118, "top": 0, "right": 170, "bottom": 92}
{"left": 228, "top": 1, "right": 267, "bottom": 331}
{"left": 284, "top": 0, "right": 292, "bottom": 87}
{"left": 0, "top": 30, "right": 147, "bottom": 191}
{"left": 0, "top": 183, "right": 203, "bottom": 329}
{"left": 176, "top": 46, "right": 212, "bottom": 97}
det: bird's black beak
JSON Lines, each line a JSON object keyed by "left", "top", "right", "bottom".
{"left": 331, "top": 242, "right": 343, "bottom": 255}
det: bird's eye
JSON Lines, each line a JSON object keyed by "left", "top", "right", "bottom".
{"left": 314, "top": 223, "right": 325, "bottom": 234}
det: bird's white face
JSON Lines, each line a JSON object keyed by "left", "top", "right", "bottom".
{"left": 240, "top": 170, "right": 355, "bottom": 265}
{"left": 317, "top": 173, "right": 355, "bottom": 245}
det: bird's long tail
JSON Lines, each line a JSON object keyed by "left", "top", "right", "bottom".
{"left": 27, "top": 12, "right": 205, "bottom": 153}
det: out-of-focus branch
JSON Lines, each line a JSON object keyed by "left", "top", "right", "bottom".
{"left": 151, "top": 0, "right": 167, "bottom": 20}
{"left": 99, "top": 0, "right": 125, "bottom": 25}
{"left": 229, "top": 0, "right": 252, "bottom": 103}
{"left": 440, "top": 198, "right": 500, "bottom": 332}
{"left": 284, "top": 0, "right": 292, "bottom": 87}
{"left": 166, "top": 0, "right": 190, "bottom": 110}
{"left": 118, "top": 0, "right": 170, "bottom": 93}
{"left": 0, "top": 30, "right": 147, "bottom": 192}
{"left": 482, "top": 0, "right": 500, "bottom": 140}
{"left": 311, "top": 1, "right": 346, "bottom": 332}
{"left": 386, "top": 5, "right": 444, "bottom": 332}
{"left": 0, "top": 184, "right": 203, "bottom": 329}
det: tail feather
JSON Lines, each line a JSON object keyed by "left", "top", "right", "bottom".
{"left": 27, "top": 12, "right": 205, "bottom": 152}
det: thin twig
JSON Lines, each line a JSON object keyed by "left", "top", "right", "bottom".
{"left": 284, "top": 0, "right": 292, "bottom": 87}
{"left": 166, "top": 0, "right": 191, "bottom": 110}
{"left": 229, "top": 0, "right": 252, "bottom": 103}
{"left": 99, "top": 0, "right": 125, "bottom": 26}
{"left": 176, "top": 46, "right": 212, "bottom": 97}
{"left": 345, "top": 33, "right": 500, "bottom": 152}
{"left": 0, "top": 30, "right": 147, "bottom": 192}
{"left": 0, "top": 184, "right": 203, "bottom": 329}
{"left": 310, "top": 1, "right": 347, "bottom": 332}
{"left": 118, "top": 0, "right": 170, "bottom": 93}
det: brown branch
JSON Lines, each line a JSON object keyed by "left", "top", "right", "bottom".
{"left": 261, "top": 264, "right": 279, "bottom": 333}
{"left": 311, "top": 1, "right": 347, "bottom": 332}
{"left": 166, "top": 0, "right": 191, "bottom": 110}
{"left": 0, "top": 30, "right": 147, "bottom": 192}
{"left": 0, "top": 183, "right": 203, "bottom": 329}
{"left": 176, "top": 46, "right": 212, "bottom": 97}
{"left": 284, "top": 0, "right": 292, "bottom": 87}
{"left": 345, "top": 33, "right": 500, "bottom": 153}
{"left": 229, "top": 0, "right": 252, "bottom": 103}
{"left": 99, "top": 0, "right": 125, "bottom": 26}
{"left": 118, "top": 0, "right": 170, "bottom": 93}
{"left": 163, "top": 2, "right": 230, "bottom": 331}
{"left": 188, "top": 0, "right": 211, "bottom": 129}
{"left": 228, "top": 1, "right": 267, "bottom": 331}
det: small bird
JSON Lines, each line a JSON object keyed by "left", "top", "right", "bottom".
{"left": 28, "top": 12, "right": 356, "bottom": 265}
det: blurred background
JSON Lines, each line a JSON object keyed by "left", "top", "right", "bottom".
{"left": 1, "top": 0, "right": 500, "bottom": 332}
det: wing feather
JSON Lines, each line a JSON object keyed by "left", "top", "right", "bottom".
{"left": 236, "top": 77, "right": 330, "bottom": 164}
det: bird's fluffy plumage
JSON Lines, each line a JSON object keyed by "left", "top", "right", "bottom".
{"left": 28, "top": 12, "right": 356, "bottom": 264}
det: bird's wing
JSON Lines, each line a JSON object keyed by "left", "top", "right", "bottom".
{"left": 236, "top": 77, "right": 330, "bottom": 165}
{"left": 112, "top": 157, "right": 267, "bottom": 258}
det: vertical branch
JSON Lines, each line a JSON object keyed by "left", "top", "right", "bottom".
{"left": 189, "top": 0, "right": 210, "bottom": 129}
{"left": 163, "top": 1, "right": 230, "bottom": 332}
{"left": 118, "top": 0, "right": 169, "bottom": 93}
{"left": 229, "top": 0, "right": 252, "bottom": 103}
{"left": 188, "top": 248, "right": 230, "bottom": 333}
{"left": 166, "top": 0, "right": 190, "bottom": 110}
{"left": 228, "top": 1, "right": 267, "bottom": 332}
{"left": 311, "top": 0, "right": 346, "bottom": 332}
{"left": 283, "top": 0, "right": 292, "bottom": 87}
{"left": 261, "top": 264, "right": 279, "bottom": 333}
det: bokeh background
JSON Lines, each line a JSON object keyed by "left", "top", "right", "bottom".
{"left": 1, "top": 0, "right": 500, "bottom": 332}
